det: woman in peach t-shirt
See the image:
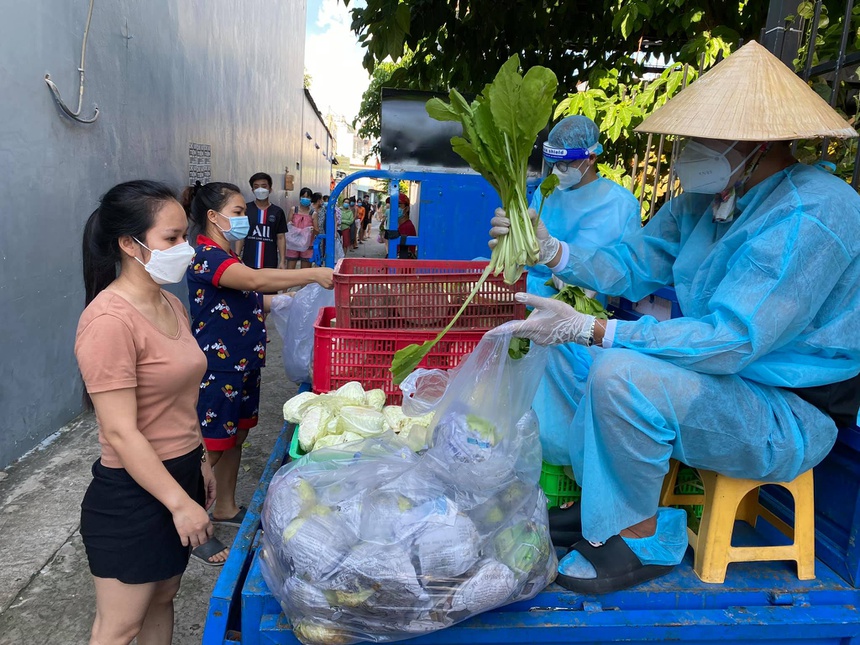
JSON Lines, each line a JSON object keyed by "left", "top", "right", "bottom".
{"left": 74, "top": 181, "right": 220, "bottom": 645}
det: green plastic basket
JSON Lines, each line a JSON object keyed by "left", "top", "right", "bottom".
{"left": 673, "top": 466, "right": 704, "bottom": 529}
{"left": 288, "top": 427, "right": 305, "bottom": 461}
{"left": 539, "top": 462, "right": 581, "bottom": 509}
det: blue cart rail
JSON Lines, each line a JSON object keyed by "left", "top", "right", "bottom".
{"left": 239, "top": 518, "right": 860, "bottom": 644}
{"left": 202, "top": 385, "right": 309, "bottom": 645}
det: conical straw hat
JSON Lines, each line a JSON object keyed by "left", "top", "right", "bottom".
{"left": 635, "top": 40, "right": 857, "bottom": 140}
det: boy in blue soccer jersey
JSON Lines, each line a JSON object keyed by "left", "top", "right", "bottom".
{"left": 235, "top": 172, "right": 287, "bottom": 269}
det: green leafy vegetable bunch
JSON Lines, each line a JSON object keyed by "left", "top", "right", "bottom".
{"left": 390, "top": 56, "right": 559, "bottom": 385}
{"left": 425, "top": 54, "right": 558, "bottom": 285}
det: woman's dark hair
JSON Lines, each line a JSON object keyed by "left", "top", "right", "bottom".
{"left": 82, "top": 180, "right": 177, "bottom": 305}
{"left": 311, "top": 192, "right": 323, "bottom": 204}
{"left": 323, "top": 194, "right": 330, "bottom": 201}
{"left": 182, "top": 181, "right": 243, "bottom": 233}
{"left": 249, "top": 172, "right": 273, "bottom": 188}
{"left": 299, "top": 186, "right": 313, "bottom": 199}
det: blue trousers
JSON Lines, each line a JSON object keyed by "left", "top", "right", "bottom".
{"left": 537, "top": 347, "right": 838, "bottom": 543}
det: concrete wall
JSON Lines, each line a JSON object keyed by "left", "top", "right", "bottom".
{"left": 0, "top": 0, "right": 329, "bottom": 467}
{"left": 300, "top": 90, "right": 334, "bottom": 197}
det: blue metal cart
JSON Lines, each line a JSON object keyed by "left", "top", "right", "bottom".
{"left": 203, "top": 414, "right": 860, "bottom": 644}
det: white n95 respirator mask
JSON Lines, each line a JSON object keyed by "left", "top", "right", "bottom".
{"left": 133, "top": 239, "right": 196, "bottom": 285}
{"left": 675, "top": 140, "right": 761, "bottom": 195}
{"left": 552, "top": 162, "right": 586, "bottom": 190}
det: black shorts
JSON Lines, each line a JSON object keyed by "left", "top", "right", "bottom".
{"left": 80, "top": 445, "right": 205, "bottom": 584}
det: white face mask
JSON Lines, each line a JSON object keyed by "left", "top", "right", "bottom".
{"left": 133, "top": 238, "right": 195, "bottom": 285}
{"left": 253, "top": 187, "right": 270, "bottom": 200}
{"left": 675, "top": 140, "right": 759, "bottom": 194}
{"left": 552, "top": 161, "right": 586, "bottom": 190}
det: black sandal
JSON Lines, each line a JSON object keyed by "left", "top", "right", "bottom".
{"left": 556, "top": 536, "right": 675, "bottom": 594}
{"left": 548, "top": 501, "right": 583, "bottom": 547}
{"left": 191, "top": 537, "right": 229, "bottom": 567}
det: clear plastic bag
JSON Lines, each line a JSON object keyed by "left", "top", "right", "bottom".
{"left": 269, "top": 284, "right": 335, "bottom": 384}
{"left": 334, "top": 233, "right": 345, "bottom": 262}
{"left": 286, "top": 223, "right": 313, "bottom": 251}
{"left": 398, "top": 368, "right": 452, "bottom": 417}
{"left": 260, "top": 331, "right": 555, "bottom": 645}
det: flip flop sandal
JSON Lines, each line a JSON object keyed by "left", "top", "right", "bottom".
{"left": 548, "top": 501, "right": 583, "bottom": 547}
{"left": 556, "top": 536, "right": 675, "bottom": 595}
{"left": 191, "top": 537, "right": 229, "bottom": 567}
{"left": 210, "top": 505, "right": 247, "bottom": 527}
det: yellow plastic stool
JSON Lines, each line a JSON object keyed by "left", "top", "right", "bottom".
{"left": 660, "top": 461, "right": 816, "bottom": 583}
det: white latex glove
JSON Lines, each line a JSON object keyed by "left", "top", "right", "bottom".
{"left": 488, "top": 208, "right": 560, "bottom": 266}
{"left": 491, "top": 292, "right": 596, "bottom": 346}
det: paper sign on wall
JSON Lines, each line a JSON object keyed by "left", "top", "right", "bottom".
{"left": 189, "top": 143, "right": 212, "bottom": 185}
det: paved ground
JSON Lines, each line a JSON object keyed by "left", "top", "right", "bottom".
{"left": 0, "top": 235, "right": 386, "bottom": 645}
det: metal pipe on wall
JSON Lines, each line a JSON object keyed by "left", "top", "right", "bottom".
{"left": 44, "top": 0, "right": 100, "bottom": 124}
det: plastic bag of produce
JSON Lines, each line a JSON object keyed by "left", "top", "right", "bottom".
{"left": 260, "top": 331, "right": 555, "bottom": 645}
{"left": 270, "top": 284, "right": 335, "bottom": 384}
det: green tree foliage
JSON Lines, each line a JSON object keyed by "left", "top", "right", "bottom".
{"left": 349, "top": 0, "right": 765, "bottom": 211}
{"left": 554, "top": 64, "right": 695, "bottom": 206}
{"left": 790, "top": 1, "right": 860, "bottom": 182}
{"left": 349, "top": 0, "right": 859, "bottom": 215}
{"left": 344, "top": 0, "right": 765, "bottom": 96}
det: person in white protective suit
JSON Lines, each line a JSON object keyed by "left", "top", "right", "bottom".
{"left": 488, "top": 41, "right": 860, "bottom": 594}
{"left": 528, "top": 116, "right": 641, "bottom": 466}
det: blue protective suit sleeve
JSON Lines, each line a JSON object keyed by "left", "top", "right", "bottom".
{"left": 551, "top": 197, "right": 694, "bottom": 301}
{"left": 556, "top": 208, "right": 681, "bottom": 302}
{"left": 612, "top": 211, "right": 853, "bottom": 376}
{"left": 528, "top": 180, "right": 641, "bottom": 297}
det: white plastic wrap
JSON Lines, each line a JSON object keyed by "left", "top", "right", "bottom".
{"left": 260, "top": 332, "right": 556, "bottom": 645}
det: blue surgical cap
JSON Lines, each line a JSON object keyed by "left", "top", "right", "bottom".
{"left": 545, "top": 115, "right": 604, "bottom": 159}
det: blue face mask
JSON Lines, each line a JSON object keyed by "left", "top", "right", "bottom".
{"left": 216, "top": 212, "right": 249, "bottom": 242}
{"left": 300, "top": 197, "right": 311, "bottom": 207}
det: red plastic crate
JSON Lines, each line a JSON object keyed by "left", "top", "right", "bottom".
{"left": 312, "top": 307, "right": 485, "bottom": 405}
{"left": 333, "top": 258, "right": 527, "bottom": 330}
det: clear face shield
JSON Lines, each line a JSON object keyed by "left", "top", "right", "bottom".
{"left": 542, "top": 141, "right": 599, "bottom": 189}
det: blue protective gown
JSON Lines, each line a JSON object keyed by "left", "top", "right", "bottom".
{"left": 527, "top": 176, "right": 642, "bottom": 297}
{"left": 550, "top": 164, "right": 860, "bottom": 542}
{"left": 527, "top": 177, "right": 641, "bottom": 464}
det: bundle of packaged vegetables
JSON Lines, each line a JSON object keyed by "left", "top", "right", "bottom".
{"left": 284, "top": 382, "right": 435, "bottom": 453}
{"left": 261, "top": 330, "right": 554, "bottom": 645}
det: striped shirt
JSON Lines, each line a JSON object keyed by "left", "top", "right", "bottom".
{"left": 240, "top": 202, "right": 287, "bottom": 269}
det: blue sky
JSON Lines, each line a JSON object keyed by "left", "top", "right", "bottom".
{"left": 305, "top": 0, "right": 369, "bottom": 123}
